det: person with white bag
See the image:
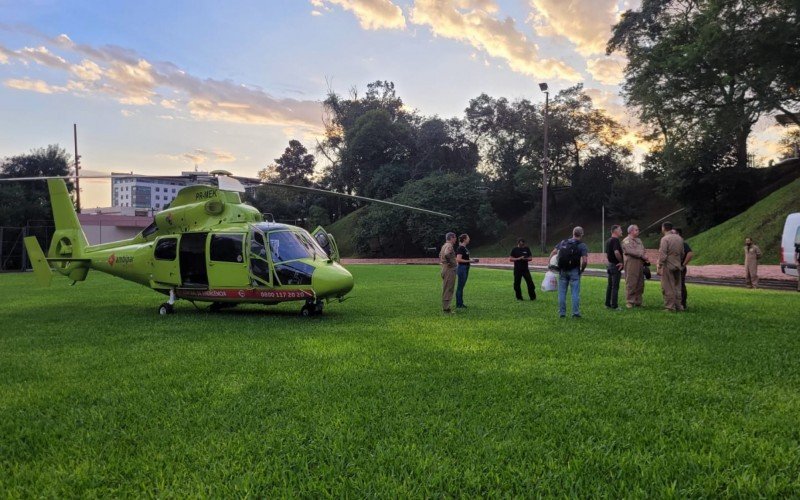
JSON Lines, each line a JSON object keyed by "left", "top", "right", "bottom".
{"left": 542, "top": 255, "right": 559, "bottom": 292}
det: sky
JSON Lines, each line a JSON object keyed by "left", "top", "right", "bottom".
{"left": 0, "top": 0, "right": 787, "bottom": 208}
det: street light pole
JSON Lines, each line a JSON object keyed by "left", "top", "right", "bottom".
{"left": 539, "top": 83, "right": 549, "bottom": 253}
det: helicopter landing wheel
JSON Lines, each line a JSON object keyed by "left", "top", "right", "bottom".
{"left": 300, "top": 304, "right": 314, "bottom": 317}
{"left": 158, "top": 303, "right": 175, "bottom": 315}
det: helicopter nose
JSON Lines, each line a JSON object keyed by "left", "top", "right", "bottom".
{"left": 312, "top": 262, "right": 354, "bottom": 298}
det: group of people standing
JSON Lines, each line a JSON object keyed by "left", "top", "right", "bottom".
{"left": 439, "top": 222, "right": 784, "bottom": 316}
{"left": 605, "top": 222, "right": 693, "bottom": 312}
{"left": 438, "top": 232, "right": 479, "bottom": 313}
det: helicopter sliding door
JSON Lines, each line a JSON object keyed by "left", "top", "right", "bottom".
{"left": 311, "top": 226, "right": 341, "bottom": 262}
{"left": 152, "top": 235, "right": 181, "bottom": 286}
{"left": 207, "top": 233, "right": 249, "bottom": 288}
{"left": 180, "top": 232, "right": 209, "bottom": 287}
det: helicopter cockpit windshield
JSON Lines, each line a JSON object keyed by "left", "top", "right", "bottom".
{"left": 249, "top": 224, "right": 330, "bottom": 287}
{"left": 266, "top": 229, "right": 327, "bottom": 263}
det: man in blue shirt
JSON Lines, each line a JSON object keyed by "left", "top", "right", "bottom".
{"left": 550, "top": 226, "right": 589, "bottom": 318}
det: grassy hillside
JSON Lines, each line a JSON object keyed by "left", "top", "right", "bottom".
{"left": 326, "top": 208, "right": 367, "bottom": 258}
{"left": 688, "top": 176, "right": 800, "bottom": 265}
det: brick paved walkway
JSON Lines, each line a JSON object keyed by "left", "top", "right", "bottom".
{"left": 342, "top": 253, "right": 795, "bottom": 282}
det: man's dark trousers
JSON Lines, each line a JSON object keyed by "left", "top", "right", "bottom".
{"left": 605, "top": 264, "right": 621, "bottom": 308}
{"left": 680, "top": 267, "right": 688, "bottom": 309}
{"left": 514, "top": 268, "right": 536, "bottom": 299}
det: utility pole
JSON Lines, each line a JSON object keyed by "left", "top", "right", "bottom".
{"left": 73, "top": 124, "right": 81, "bottom": 213}
{"left": 539, "top": 83, "right": 549, "bottom": 253}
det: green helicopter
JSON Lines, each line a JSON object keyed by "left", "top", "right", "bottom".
{"left": 5, "top": 171, "right": 450, "bottom": 316}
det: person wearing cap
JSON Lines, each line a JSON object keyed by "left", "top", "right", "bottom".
{"left": 509, "top": 238, "right": 536, "bottom": 301}
{"left": 439, "top": 232, "right": 458, "bottom": 313}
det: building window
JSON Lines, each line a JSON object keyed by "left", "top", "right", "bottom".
{"left": 172, "top": 188, "right": 176, "bottom": 193}
{"left": 155, "top": 187, "right": 160, "bottom": 192}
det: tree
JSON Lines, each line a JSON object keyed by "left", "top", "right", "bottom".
{"left": 465, "top": 86, "right": 629, "bottom": 218}
{"left": 354, "top": 173, "right": 504, "bottom": 256}
{"left": 608, "top": 0, "right": 800, "bottom": 169}
{"left": 248, "top": 140, "right": 320, "bottom": 226}
{"left": 570, "top": 154, "right": 624, "bottom": 212}
{"left": 319, "top": 81, "right": 417, "bottom": 196}
{"left": 0, "top": 145, "right": 72, "bottom": 226}
{"left": 778, "top": 128, "right": 800, "bottom": 160}
{"left": 259, "top": 139, "right": 315, "bottom": 186}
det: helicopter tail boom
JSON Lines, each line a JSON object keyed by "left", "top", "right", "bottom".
{"left": 46, "top": 179, "right": 89, "bottom": 260}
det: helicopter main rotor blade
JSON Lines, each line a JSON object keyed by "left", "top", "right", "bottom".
{"left": 0, "top": 174, "right": 189, "bottom": 182}
{"left": 254, "top": 180, "right": 453, "bottom": 218}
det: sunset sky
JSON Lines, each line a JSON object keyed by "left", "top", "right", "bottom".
{"left": 0, "top": 0, "right": 786, "bottom": 207}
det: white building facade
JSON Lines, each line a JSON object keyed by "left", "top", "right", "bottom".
{"left": 111, "top": 173, "right": 197, "bottom": 210}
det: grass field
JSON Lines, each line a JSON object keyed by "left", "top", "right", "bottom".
{"left": 1, "top": 265, "right": 799, "bottom": 496}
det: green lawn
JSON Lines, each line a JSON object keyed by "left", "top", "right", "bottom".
{"left": 1, "top": 266, "right": 799, "bottom": 496}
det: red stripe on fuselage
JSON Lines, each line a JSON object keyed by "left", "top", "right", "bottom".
{"left": 175, "top": 288, "right": 314, "bottom": 302}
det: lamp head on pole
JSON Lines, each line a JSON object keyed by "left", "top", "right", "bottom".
{"left": 538, "top": 82, "right": 548, "bottom": 92}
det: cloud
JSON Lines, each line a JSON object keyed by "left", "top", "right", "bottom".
{"left": 0, "top": 46, "right": 14, "bottom": 64}
{"left": 162, "top": 149, "right": 238, "bottom": 166}
{"left": 410, "top": 0, "right": 581, "bottom": 81}
{"left": 586, "top": 56, "right": 626, "bottom": 85}
{"left": 19, "top": 46, "right": 70, "bottom": 69}
{"left": 4, "top": 78, "right": 66, "bottom": 94}
{"left": 528, "top": 0, "right": 621, "bottom": 56}
{"left": 1, "top": 34, "right": 324, "bottom": 131}
{"left": 313, "top": 0, "right": 406, "bottom": 30}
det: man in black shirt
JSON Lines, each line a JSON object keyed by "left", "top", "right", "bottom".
{"left": 605, "top": 225, "right": 623, "bottom": 309}
{"left": 509, "top": 238, "right": 536, "bottom": 300}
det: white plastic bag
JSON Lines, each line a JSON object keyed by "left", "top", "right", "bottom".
{"left": 542, "top": 270, "right": 558, "bottom": 292}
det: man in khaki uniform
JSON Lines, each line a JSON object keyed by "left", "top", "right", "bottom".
{"left": 657, "top": 221, "right": 685, "bottom": 311}
{"left": 439, "top": 232, "right": 458, "bottom": 313}
{"left": 744, "top": 237, "right": 762, "bottom": 288}
{"left": 622, "top": 224, "right": 648, "bottom": 308}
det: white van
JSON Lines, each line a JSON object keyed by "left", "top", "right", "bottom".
{"left": 780, "top": 213, "right": 800, "bottom": 277}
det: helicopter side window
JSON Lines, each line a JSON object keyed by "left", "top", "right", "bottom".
{"left": 249, "top": 231, "right": 271, "bottom": 284}
{"left": 210, "top": 234, "right": 244, "bottom": 263}
{"left": 154, "top": 237, "right": 178, "bottom": 260}
{"left": 251, "top": 232, "right": 268, "bottom": 259}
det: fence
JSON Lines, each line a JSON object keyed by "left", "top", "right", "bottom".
{"left": 0, "top": 226, "right": 55, "bottom": 272}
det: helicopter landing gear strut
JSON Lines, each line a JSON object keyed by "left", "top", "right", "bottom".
{"left": 159, "top": 289, "right": 177, "bottom": 315}
{"left": 300, "top": 299, "right": 324, "bottom": 317}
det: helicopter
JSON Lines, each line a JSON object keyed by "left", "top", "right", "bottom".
{"left": 3, "top": 171, "right": 450, "bottom": 316}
